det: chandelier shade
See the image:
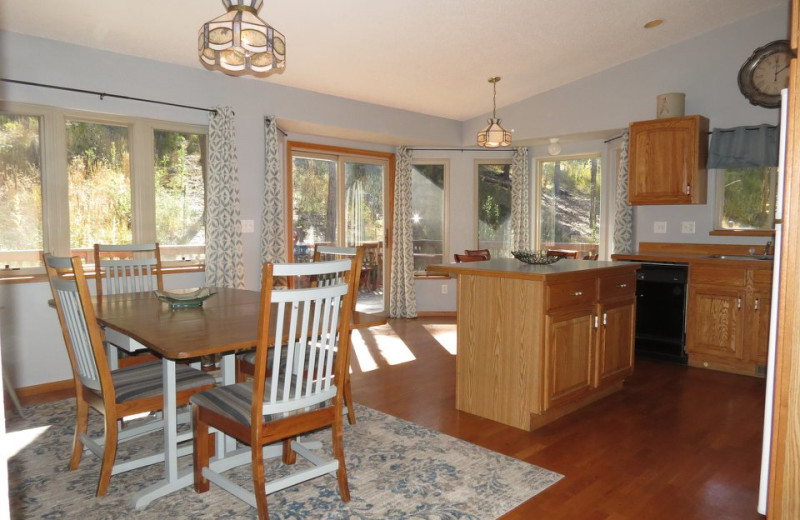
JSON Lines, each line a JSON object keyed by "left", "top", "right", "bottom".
{"left": 477, "top": 77, "right": 511, "bottom": 147}
{"left": 199, "top": 0, "right": 285, "bottom": 75}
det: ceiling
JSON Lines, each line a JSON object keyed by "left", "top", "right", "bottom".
{"left": 0, "top": 0, "right": 786, "bottom": 121}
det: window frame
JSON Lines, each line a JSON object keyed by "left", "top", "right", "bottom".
{"left": 411, "top": 158, "right": 449, "bottom": 275}
{"left": 0, "top": 101, "right": 207, "bottom": 273}
{"left": 473, "top": 158, "right": 513, "bottom": 254}
{"left": 534, "top": 152, "right": 603, "bottom": 255}
{"left": 712, "top": 166, "right": 778, "bottom": 236}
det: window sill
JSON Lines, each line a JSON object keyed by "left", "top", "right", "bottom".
{"left": 710, "top": 229, "right": 775, "bottom": 237}
{"left": 0, "top": 263, "right": 205, "bottom": 285}
{"left": 414, "top": 273, "right": 451, "bottom": 280}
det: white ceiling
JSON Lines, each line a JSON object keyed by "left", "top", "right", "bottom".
{"left": 0, "top": 0, "right": 786, "bottom": 121}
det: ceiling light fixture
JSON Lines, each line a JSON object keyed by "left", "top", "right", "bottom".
{"left": 548, "top": 138, "right": 562, "bottom": 156}
{"left": 199, "top": 0, "right": 285, "bottom": 75}
{"left": 477, "top": 77, "right": 512, "bottom": 148}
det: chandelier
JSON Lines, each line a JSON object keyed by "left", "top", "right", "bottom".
{"left": 477, "top": 77, "right": 511, "bottom": 147}
{"left": 199, "top": 0, "right": 285, "bottom": 75}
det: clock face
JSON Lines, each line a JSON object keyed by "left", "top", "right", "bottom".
{"left": 738, "top": 40, "right": 792, "bottom": 108}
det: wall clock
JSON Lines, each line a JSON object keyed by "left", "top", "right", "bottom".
{"left": 738, "top": 40, "right": 793, "bottom": 108}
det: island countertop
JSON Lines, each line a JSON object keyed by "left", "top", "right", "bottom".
{"left": 427, "top": 257, "right": 639, "bottom": 282}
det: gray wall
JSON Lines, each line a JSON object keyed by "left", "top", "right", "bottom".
{"left": 0, "top": 2, "right": 791, "bottom": 387}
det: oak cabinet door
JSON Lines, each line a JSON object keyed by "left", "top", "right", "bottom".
{"left": 596, "top": 298, "right": 636, "bottom": 386}
{"left": 686, "top": 285, "right": 744, "bottom": 360}
{"left": 545, "top": 308, "right": 595, "bottom": 410}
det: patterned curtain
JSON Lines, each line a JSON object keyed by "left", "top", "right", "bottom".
{"left": 260, "top": 117, "right": 286, "bottom": 265}
{"left": 613, "top": 131, "right": 635, "bottom": 254}
{"left": 205, "top": 106, "right": 245, "bottom": 289}
{"left": 510, "top": 147, "right": 531, "bottom": 251}
{"left": 389, "top": 146, "right": 417, "bottom": 318}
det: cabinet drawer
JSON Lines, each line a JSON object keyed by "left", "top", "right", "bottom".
{"left": 599, "top": 273, "right": 636, "bottom": 300}
{"left": 752, "top": 267, "right": 773, "bottom": 286}
{"left": 690, "top": 265, "right": 746, "bottom": 286}
{"left": 547, "top": 278, "right": 596, "bottom": 311}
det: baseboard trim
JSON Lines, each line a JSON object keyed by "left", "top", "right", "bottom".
{"left": 15, "top": 379, "right": 74, "bottom": 405}
{"left": 416, "top": 311, "right": 456, "bottom": 318}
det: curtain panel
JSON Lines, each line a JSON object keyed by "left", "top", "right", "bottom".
{"left": 708, "top": 124, "right": 779, "bottom": 168}
{"left": 510, "top": 147, "right": 531, "bottom": 251}
{"left": 389, "top": 146, "right": 417, "bottom": 318}
{"left": 260, "top": 117, "right": 287, "bottom": 267}
{"left": 613, "top": 131, "right": 635, "bottom": 255}
{"left": 205, "top": 106, "right": 245, "bottom": 289}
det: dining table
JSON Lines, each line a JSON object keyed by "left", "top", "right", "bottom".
{"left": 94, "top": 286, "right": 385, "bottom": 508}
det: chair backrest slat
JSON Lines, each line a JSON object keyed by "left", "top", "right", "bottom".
{"left": 94, "top": 243, "right": 163, "bottom": 296}
{"left": 46, "top": 255, "right": 109, "bottom": 395}
{"left": 252, "top": 260, "right": 354, "bottom": 420}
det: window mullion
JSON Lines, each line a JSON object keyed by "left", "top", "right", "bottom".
{"left": 131, "top": 123, "right": 155, "bottom": 243}
{"left": 42, "top": 109, "right": 70, "bottom": 256}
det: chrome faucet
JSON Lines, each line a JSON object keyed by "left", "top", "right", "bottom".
{"left": 765, "top": 240, "right": 773, "bottom": 256}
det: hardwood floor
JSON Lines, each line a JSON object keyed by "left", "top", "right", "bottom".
{"left": 350, "top": 317, "right": 767, "bottom": 520}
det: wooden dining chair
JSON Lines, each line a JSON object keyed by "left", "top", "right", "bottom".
{"left": 94, "top": 243, "right": 164, "bottom": 368}
{"left": 94, "top": 243, "right": 164, "bottom": 296}
{"left": 546, "top": 249, "right": 580, "bottom": 259}
{"left": 192, "top": 259, "right": 356, "bottom": 520}
{"left": 236, "top": 244, "right": 364, "bottom": 425}
{"left": 583, "top": 251, "right": 599, "bottom": 260}
{"left": 44, "top": 254, "right": 215, "bottom": 497}
{"left": 454, "top": 253, "right": 487, "bottom": 263}
{"left": 465, "top": 248, "right": 491, "bottom": 260}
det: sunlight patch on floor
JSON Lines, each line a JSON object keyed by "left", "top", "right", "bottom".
{"left": 422, "top": 324, "right": 457, "bottom": 355}
{"left": 351, "top": 329, "right": 379, "bottom": 372}
{"left": 4, "top": 425, "right": 50, "bottom": 458}
{"left": 375, "top": 332, "right": 417, "bottom": 365}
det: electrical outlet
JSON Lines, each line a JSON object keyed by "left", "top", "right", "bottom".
{"left": 241, "top": 219, "right": 254, "bottom": 233}
{"left": 654, "top": 221, "right": 667, "bottom": 234}
{"left": 681, "top": 221, "right": 696, "bottom": 234}
{"left": 441, "top": 284, "right": 448, "bottom": 295}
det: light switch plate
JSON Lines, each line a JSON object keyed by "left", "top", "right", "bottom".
{"left": 241, "top": 219, "right": 254, "bottom": 233}
{"left": 681, "top": 221, "right": 696, "bottom": 234}
{"left": 654, "top": 221, "right": 667, "bottom": 234}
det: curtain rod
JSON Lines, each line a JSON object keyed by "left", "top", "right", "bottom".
{"left": 406, "top": 147, "right": 514, "bottom": 152}
{"left": 1, "top": 78, "right": 217, "bottom": 115}
{"left": 264, "top": 117, "right": 288, "bottom": 137}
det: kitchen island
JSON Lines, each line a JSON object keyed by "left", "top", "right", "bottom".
{"left": 428, "top": 258, "right": 638, "bottom": 431}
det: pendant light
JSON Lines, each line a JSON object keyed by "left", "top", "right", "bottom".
{"left": 199, "top": 0, "right": 285, "bottom": 75}
{"left": 477, "top": 77, "right": 512, "bottom": 148}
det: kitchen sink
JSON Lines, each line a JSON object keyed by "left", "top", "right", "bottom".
{"left": 706, "top": 254, "right": 774, "bottom": 261}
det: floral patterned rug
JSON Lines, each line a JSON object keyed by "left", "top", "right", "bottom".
{"left": 6, "top": 400, "right": 562, "bottom": 519}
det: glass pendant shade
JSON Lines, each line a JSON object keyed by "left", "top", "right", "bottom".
{"left": 477, "top": 77, "right": 511, "bottom": 147}
{"left": 199, "top": 0, "right": 285, "bottom": 75}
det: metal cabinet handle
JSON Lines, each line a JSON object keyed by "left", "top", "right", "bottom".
{"left": 594, "top": 315, "right": 599, "bottom": 329}
{"left": 572, "top": 291, "right": 583, "bottom": 297}
{"left": 754, "top": 298, "right": 760, "bottom": 311}
{"left": 737, "top": 297, "right": 742, "bottom": 309}
{"left": 617, "top": 283, "right": 628, "bottom": 288}
{"left": 602, "top": 312, "right": 608, "bottom": 326}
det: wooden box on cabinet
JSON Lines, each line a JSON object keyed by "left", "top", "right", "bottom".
{"left": 628, "top": 115, "right": 709, "bottom": 205}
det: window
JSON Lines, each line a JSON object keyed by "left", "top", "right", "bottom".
{"left": 715, "top": 167, "right": 777, "bottom": 231}
{"left": 476, "top": 160, "right": 512, "bottom": 257}
{"left": 0, "top": 103, "right": 207, "bottom": 269}
{"left": 411, "top": 162, "right": 447, "bottom": 273}
{"left": 536, "top": 155, "right": 601, "bottom": 255}
{"left": 154, "top": 130, "right": 206, "bottom": 261}
{"left": 288, "top": 142, "right": 393, "bottom": 313}
{"left": 0, "top": 114, "right": 43, "bottom": 268}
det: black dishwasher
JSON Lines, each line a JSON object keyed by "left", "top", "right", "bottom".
{"left": 635, "top": 263, "right": 689, "bottom": 364}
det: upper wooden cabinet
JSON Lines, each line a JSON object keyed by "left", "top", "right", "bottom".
{"left": 628, "top": 115, "right": 710, "bottom": 205}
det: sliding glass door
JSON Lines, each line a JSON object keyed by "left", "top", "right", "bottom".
{"left": 290, "top": 146, "right": 390, "bottom": 313}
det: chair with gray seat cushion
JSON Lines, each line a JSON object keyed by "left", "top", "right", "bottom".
{"left": 192, "top": 259, "right": 357, "bottom": 520}
{"left": 45, "top": 254, "right": 215, "bottom": 497}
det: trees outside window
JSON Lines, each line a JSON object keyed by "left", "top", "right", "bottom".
{"left": 476, "top": 161, "right": 512, "bottom": 257}
{"left": 716, "top": 167, "right": 777, "bottom": 230}
{"left": 411, "top": 162, "right": 447, "bottom": 272}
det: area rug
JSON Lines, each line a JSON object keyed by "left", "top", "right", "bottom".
{"left": 6, "top": 400, "right": 562, "bottom": 519}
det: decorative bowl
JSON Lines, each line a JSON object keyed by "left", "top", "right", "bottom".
{"left": 155, "top": 287, "right": 216, "bottom": 309}
{"left": 511, "top": 250, "right": 561, "bottom": 265}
